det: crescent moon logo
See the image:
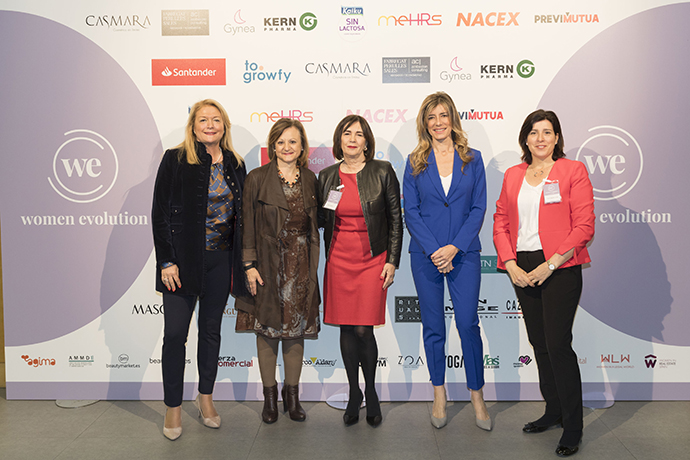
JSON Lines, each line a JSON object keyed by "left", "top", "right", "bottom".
{"left": 234, "top": 9, "right": 246, "bottom": 24}
{"left": 450, "top": 56, "right": 462, "bottom": 72}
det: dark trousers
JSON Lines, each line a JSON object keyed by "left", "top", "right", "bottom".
{"left": 162, "top": 250, "right": 231, "bottom": 407}
{"left": 515, "top": 250, "right": 583, "bottom": 432}
{"left": 411, "top": 251, "right": 485, "bottom": 390}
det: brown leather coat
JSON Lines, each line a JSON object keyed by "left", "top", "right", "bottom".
{"left": 235, "top": 159, "right": 321, "bottom": 331}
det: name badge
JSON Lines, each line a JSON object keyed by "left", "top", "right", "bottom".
{"left": 323, "top": 188, "right": 343, "bottom": 210}
{"left": 543, "top": 180, "right": 561, "bottom": 204}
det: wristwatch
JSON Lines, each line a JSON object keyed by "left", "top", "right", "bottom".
{"left": 547, "top": 260, "right": 556, "bottom": 271}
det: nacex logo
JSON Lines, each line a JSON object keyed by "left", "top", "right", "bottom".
{"left": 48, "top": 129, "right": 119, "bottom": 203}
{"left": 152, "top": 59, "right": 225, "bottom": 86}
{"left": 346, "top": 108, "right": 407, "bottom": 123}
{"left": 575, "top": 126, "right": 643, "bottom": 201}
{"left": 457, "top": 12, "right": 519, "bottom": 26}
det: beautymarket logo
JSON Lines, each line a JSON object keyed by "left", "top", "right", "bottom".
{"left": 243, "top": 61, "right": 291, "bottom": 84}
{"left": 534, "top": 13, "right": 600, "bottom": 24}
{"left": 263, "top": 12, "right": 317, "bottom": 32}
{"left": 378, "top": 13, "right": 442, "bottom": 26}
{"left": 152, "top": 58, "right": 226, "bottom": 86}
{"left": 107, "top": 354, "right": 141, "bottom": 369}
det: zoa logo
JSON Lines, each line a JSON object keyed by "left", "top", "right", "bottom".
{"left": 21, "top": 354, "right": 56, "bottom": 367}
{"left": 378, "top": 13, "right": 442, "bottom": 26}
{"left": 85, "top": 15, "right": 151, "bottom": 30}
{"left": 457, "top": 12, "right": 519, "bottom": 27}
{"left": 575, "top": 126, "right": 643, "bottom": 201}
{"left": 398, "top": 355, "right": 425, "bottom": 369}
{"left": 244, "top": 61, "right": 291, "bottom": 84}
{"left": 48, "top": 129, "right": 119, "bottom": 204}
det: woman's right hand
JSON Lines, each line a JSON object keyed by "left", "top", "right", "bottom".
{"left": 161, "top": 265, "right": 182, "bottom": 292}
{"left": 245, "top": 267, "right": 264, "bottom": 296}
{"left": 505, "top": 260, "right": 535, "bottom": 288}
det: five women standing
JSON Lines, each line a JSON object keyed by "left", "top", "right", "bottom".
{"left": 318, "top": 115, "right": 403, "bottom": 427}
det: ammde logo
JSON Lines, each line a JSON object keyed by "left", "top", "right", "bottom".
{"left": 22, "top": 354, "right": 56, "bottom": 367}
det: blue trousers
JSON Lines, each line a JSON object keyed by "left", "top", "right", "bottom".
{"left": 411, "top": 251, "right": 485, "bottom": 389}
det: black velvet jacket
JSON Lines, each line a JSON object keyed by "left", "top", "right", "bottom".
{"left": 318, "top": 159, "right": 403, "bottom": 267}
{"left": 151, "top": 143, "right": 249, "bottom": 297}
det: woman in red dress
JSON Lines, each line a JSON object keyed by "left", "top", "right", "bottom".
{"left": 318, "top": 115, "right": 403, "bottom": 427}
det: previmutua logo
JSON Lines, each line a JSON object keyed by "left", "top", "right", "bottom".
{"left": 152, "top": 59, "right": 226, "bottom": 86}
{"left": 378, "top": 13, "right": 442, "bottom": 26}
{"left": 534, "top": 13, "right": 599, "bottom": 24}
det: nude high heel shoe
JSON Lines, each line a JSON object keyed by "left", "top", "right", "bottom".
{"left": 194, "top": 394, "right": 221, "bottom": 428}
{"left": 163, "top": 407, "right": 182, "bottom": 441}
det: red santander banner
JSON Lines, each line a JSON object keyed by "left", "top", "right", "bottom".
{"left": 152, "top": 58, "right": 226, "bottom": 86}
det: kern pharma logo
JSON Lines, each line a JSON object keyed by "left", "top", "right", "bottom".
{"left": 575, "top": 125, "right": 643, "bottom": 201}
{"left": 48, "top": 129, "right": 119, "bottom": 203}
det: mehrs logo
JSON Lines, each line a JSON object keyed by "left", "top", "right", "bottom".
{"left": 457, "top": 12, "right": 519, "bottom": 27}
{"left": 263, "top": 12, "right": 317, "bottom": 32}
{"left": 48, "top": 129, "right": 119, "bottom": 204}
{"left": 152, "top": 59, "right": 226, "bottom": 86}
{"left": 244, "top": 61, "right": 291, "bottom": 84}
{"left": 378, "top": 13, "right": 442, "bottom": 26}
{"left": 250, "top": 110, "right": 313, "bottom": 123}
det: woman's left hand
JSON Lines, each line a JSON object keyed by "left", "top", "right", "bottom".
{"left": 380, "top": 263, "right": 396, "bottom": 290}
{"left": 430, "top": 245, "right": 459, "bottom": 269}
{"left": 527, "top": 262, "right": 554, "bottom": 286}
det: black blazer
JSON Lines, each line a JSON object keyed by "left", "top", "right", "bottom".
{"left": 151, "top": 143, "right": 249, "bottom": 297}
{"left": 318, "top": 159, "right": 403, "bottom": 268}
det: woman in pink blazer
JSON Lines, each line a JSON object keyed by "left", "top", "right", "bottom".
{"left": 493, "top": 110, "right": 594, "bottom": 457}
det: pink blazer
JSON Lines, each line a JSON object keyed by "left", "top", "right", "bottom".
{"left": 493, "top": 158, "right": 595, "bottom": 270}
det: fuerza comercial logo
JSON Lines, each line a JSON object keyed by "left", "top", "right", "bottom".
{"left": 152, "top": 58, "right": 226, "bottom": 86}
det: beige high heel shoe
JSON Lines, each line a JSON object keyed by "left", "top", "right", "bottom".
{"left": 194, "top": 394, "right": 221, "bottom": 428}
{"left": 163, "top": 407, "right": 182, "bottom": 441}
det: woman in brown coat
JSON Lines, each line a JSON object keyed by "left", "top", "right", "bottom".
{"left": 236, "top": 118, "right": 321, "bottom": 423}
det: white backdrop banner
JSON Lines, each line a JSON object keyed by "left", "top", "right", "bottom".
{"left": 0, "top": 0, "right": 687, "bottom": 401}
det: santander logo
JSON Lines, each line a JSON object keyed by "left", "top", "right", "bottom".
{"left": 152, "top": 59, "right": 226, "bottom": 86}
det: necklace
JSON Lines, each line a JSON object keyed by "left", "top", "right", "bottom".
{"left": 530, "top": 162, "right": 554, "bottom": 177}
{"left": 278, "top": 166, "right": 300, "bottom": 187}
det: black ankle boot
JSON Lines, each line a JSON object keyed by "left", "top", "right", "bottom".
{"left": 262, "top": 385, "right": 278, "bottom": 423}
{"left": 282, "top": 383, "right": 306, "bottom": 421}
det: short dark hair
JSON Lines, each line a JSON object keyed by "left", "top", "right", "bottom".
{"left": 332, "top": 114, "right": 376, "bottom": 161}
{"left": 518, "top": 109, "right": 565, "bottom": 164}
{"left": 267, "top": 118, "right": 310, "bottom": 167}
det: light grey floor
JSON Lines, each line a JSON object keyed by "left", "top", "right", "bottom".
{"left": 0, "top": 389, "right": 688, "bottom": 460}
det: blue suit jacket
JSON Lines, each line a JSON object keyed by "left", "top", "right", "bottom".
{"left": 403, "top": 148, "right": 487, "bottom": 257}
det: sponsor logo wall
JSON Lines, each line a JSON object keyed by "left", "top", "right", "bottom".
{"left": 0, "top": 1, "right": 688, "bottom": 401}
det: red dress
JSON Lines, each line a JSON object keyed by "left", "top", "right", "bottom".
{"left": 323, "top": 171, "right": 387, "bottom": 325}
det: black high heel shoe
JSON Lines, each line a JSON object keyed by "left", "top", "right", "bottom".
{"left": 343, "top": 389, "right": 363, "bottom": 426}
{"left": 523, "top": 416, "right": 562, "bottom": 433}
{"left": 365, "top": 389, "right": 382, "bottom": 428}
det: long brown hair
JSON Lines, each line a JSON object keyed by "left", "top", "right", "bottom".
{"left": 175, "top": 99, "right": 243, "bottom": 166}
{"left": 409, "top": 92, "right": 472, "bottom": 175}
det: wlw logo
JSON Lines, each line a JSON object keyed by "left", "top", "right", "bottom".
{"left": 575, "top": 125, "right": 643, "bottom": 201}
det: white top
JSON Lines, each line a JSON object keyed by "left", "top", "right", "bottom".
{"left": 440, "top": 173, "right": 452, "bottom": 196}
{"left": 516, "top": 177, "right": 544, "bottom": 252}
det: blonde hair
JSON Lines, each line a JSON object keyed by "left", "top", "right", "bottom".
{"left": 266, "top": 118, "right": 311, "bottom": 167}
{"left": 176, "top": 99, "right": 243, "bottom": 166}
{"left": 409, "top": 92, "right": 472, "bottom": 175}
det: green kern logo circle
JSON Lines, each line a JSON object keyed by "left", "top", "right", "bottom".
{"left": 300, "top": 12, "right": 317, "bottom": 31}
{"left": 517, "top": 59, "right": 535, "bottom": 78}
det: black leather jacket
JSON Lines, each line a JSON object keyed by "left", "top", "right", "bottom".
{"left": 318, "top": 160, "right": 403, "bottom": 267}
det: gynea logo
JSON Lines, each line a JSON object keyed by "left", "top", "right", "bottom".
{"left": 575, "top": 126, "right": 643, "bottom": 201}
{"left": 48, "top": 130, "right": 119, "bottom": 203}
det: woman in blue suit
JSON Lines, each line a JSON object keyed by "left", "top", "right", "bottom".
{"left": 403, "top": 92, "right": 491, "bottom": 430}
